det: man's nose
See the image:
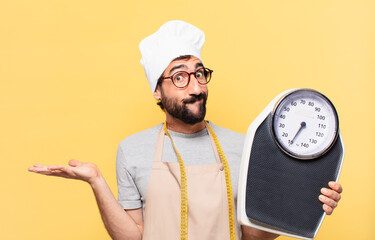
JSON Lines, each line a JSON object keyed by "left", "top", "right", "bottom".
{"left": 187, "top": 74, "right": 203, "bottom": 94}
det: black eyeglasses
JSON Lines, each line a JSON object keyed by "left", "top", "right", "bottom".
{"left": 162, "top": 68, "right": 213, "bottom": 88}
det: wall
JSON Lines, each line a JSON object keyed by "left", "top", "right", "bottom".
{"left": 1, "top": 0, "right": 374, "bottom": 239}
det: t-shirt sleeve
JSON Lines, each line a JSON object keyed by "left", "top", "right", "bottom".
{"left": 116, "top": 145, "right": 142, "bottom": 209}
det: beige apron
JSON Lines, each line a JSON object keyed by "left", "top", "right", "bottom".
{"left": 142, "top": 124, "right": 239, "bottom": 240}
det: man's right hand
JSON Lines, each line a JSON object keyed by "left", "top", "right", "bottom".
{"left": 28, "top": 159, "right": 101, "bottom": 184}
{"left": 29, "top": 160, "right": 143, "bottom": 239}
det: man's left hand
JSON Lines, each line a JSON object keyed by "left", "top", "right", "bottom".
{"left": 319, "top": 181, "right": 343, "bottom": 215}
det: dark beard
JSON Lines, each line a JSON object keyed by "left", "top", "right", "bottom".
{"left": 161, "top": 92, "right": 208, "bottom": 125}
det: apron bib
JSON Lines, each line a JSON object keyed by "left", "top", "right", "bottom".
{"left": 142, "top": 123, "right": 239, "bottom": 240}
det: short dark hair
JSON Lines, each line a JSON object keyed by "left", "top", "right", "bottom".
{"left": 156, "top": 55, "right": 193, "bottom": 110}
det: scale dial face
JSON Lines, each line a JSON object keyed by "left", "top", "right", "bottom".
{"left": 272, "top": 89, "right": 339, "bottom": 159}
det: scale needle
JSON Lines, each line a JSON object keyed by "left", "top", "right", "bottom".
{"left": 289, "top": 121, "right": 306, "bottom": 145}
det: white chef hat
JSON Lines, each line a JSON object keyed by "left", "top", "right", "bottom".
{"left": 139, "top": 20, "right": 205, "bottom": 94}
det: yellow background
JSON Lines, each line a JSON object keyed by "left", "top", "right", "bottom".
{"left": 1, "top": 0, "right": 374, "bottom": 239}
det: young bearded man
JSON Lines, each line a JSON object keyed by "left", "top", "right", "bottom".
{"left": 29, "top": 20, "right": 343, "bottom": 240}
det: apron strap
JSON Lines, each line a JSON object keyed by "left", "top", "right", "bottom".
{"left": 206, "top": 121, "right": 222, "bottom": 164}
{"left": 154, "top": 125, "right": 165, "bottom": 163}
{"left": 206, "top": 122, "right": 236, "bottom": 240}
{"left": 163, "top": 123, "right": 189, "bottom": 240}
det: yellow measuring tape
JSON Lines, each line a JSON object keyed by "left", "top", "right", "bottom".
{"left": 163, "top": 121, "right": 236, "bottom": 240}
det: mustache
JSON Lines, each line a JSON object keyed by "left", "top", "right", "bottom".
{"left": 183, "top": 93, "right": 207, "bottom": 104}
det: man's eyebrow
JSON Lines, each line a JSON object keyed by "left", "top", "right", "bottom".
{"left": 169, "top": 64, "right": 186, "bottom": 75}
{"left": 168, "top": 62, "right": 204, "bottom": 75}
{"left": 195, "top": 62, "right": 204, "bottom": 69}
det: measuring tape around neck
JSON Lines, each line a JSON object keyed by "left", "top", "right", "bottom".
{"left": 163, "top": 121, "right": 236, "bottom": 240}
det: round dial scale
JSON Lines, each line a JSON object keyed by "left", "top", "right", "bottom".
{"left": 272, "top": 89, "right": 339, "bottom": 159}
{"left": 238, "top": 88, "right": 344, "bottom": 240}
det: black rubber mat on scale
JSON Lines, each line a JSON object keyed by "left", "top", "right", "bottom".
{"left": 245, "top": 114, "right": 343, "bottom": 238}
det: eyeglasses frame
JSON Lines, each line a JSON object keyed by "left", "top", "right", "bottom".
{"left": 161, "top": 68, "right": 213, "bottom": 88}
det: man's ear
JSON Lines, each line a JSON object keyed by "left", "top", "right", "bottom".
{"left": 153, "top": 85, "right": 161, "bottom": 100}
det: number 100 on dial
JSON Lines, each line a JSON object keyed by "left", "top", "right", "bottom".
{"left": 272, "top": 89, "right": 339, "bottom": 160}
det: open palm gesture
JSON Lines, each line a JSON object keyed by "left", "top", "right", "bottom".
{"left": 28, "top": 159, "right": 101, "bottom": 184}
